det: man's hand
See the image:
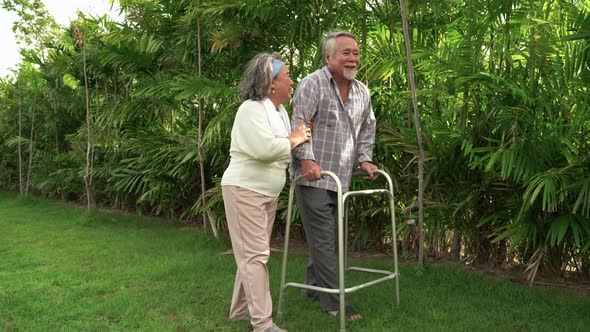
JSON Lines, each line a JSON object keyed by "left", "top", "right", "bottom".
{"left": 301, "top": 159, "right": 322, "bottom": 181}
{"left": 359, "top": 161, "right": 379, "bottom": 180}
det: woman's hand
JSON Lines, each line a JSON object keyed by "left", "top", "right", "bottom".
{"left": 289, "top": 121, "right": 311, "bottom": 149}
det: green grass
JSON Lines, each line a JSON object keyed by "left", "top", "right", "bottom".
{"left": 1, "top": 192, "right": 589, "bottom": 331}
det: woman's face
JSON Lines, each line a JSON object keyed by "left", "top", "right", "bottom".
{"left": 271, "top": 65, "right": 294, "bottom": 104}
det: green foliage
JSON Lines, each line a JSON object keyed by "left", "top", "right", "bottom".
{"left": 0, "top": 0, "right": 589, "bottom": 277}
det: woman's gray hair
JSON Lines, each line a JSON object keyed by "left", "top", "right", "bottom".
{"left": 239, "top": 52, "right": 283, "bottom": 101}
{"left": 322, "top": 30, "right": 356, "bottom": 65}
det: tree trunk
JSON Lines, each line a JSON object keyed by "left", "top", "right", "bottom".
{"left": 361, "top": 0, "right": 367, "bottom": 55}
{"left": 399, "top": 0, "right": 426, "bottom": 265}
{"left": 81, "top": 27, "right": 95, "bottom": 210}
{"left": 461, "top": 87, "right": 469, "bottom": 131}
{"left": 503, "top": 2, "right": 512, "bottom": 75}
{"left": 494, "top": 238, "right": 508, "bottom": 268}
{"left": 528, "top": 0, "right": 536, "bottom": 97}
{"left": 25, "top": 97, "right": 36, "bottom": 196}
{"left": 451, "top": 230, "right": 461, "bottom": 261}
{"left": 196, "top": 13, "right": 218, "bottom": 237}
{"left": 406, "top": 102, "right": 412, "bottom": 128}
{"left": 431, "top": 220, "right": 439, "bottom": 258}
{"left": 582, "top": 255, "right": 590, "bottom": 279}
{"left": 17, "top": 82, "right": 24, "bottom": 196}
{"left": 406, "top": 219, "right": 419, "bottom": 259}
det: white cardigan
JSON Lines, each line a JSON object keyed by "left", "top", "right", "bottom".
{"left": 221, "top": 99, "right": 291, "bottom": 197}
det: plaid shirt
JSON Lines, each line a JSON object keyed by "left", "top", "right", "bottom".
{"left": 290, "top": 67, "right": 376, "bottom": 192}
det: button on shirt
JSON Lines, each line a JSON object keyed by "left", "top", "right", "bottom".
{"left": 290, "top": 67, "right": 376, "bottom": 193}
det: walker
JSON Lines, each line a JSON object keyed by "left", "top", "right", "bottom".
{"left": 277, "top": 170, "right": 400, "bottom": 332}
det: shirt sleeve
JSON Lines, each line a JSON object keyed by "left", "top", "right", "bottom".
{"left": 233, "top": 102, "right": 291, "bottom": 162}
{"left": 356, "top": 86, "right": 376, "bottom": 164}
{"left": 291, "top": 77, "right": 318, "bottom": 161}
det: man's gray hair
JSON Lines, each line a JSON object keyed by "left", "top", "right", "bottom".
{"left": 322, "top": 30, "right": 356, "bottom": 65}
{"left": 239, "top": 52, "right": 283, "bottom": 101}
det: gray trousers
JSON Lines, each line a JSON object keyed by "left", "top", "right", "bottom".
{"left": 295, "top": 185, "right": 349, "bottom": 311}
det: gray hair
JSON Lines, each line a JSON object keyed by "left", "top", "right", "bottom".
{"left": 321, "top": 30, "right": 357, "bottom": 65}
{"left": 239, "top": 52, "right": 283, "bottom": 101}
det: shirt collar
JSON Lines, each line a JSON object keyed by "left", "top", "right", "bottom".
{"left": 322, "top": 66, "right": 334, "bottom": 81}
{"left": 322, "top": 66, "right": 358, "bottom": 88}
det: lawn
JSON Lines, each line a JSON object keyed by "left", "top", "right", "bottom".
{"left": 1, "top": 192, "right": 589, "bottom": 331}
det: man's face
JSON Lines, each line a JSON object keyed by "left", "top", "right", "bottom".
{"left": 326, "top": 36, "right": 360, "bottom": 81}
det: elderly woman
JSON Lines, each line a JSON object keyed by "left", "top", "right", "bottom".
{"left": 221, "top": 52, "right": 310, "bottom": 332}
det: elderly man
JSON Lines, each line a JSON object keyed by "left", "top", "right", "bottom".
{"left": 290, "top": 30, "right": 378, "bottom": 320}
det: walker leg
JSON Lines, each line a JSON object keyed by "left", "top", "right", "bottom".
{"left": 337, "top": 185, "right": 346, "bottom": 332}
{"left": 277, "top": 184, "right": 297, "bottom": 321}
{"left": 390, "top": 189, "right": 400, "bottom": 307}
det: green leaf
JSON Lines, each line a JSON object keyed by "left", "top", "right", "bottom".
{"left": 546, "top": 215, "right": 572, "bottom": 247}
{"left": 62, "top": 73, "right": 79, "bottom": 90}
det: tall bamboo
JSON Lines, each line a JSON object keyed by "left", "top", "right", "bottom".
{"left": 399, "top": 0, "right": 425, "bottom": 265}
{"left": 196, "top": 10, "right": 218, "bottom": 237}
{"left": 17, "top": 82, "right": 24, "bottom": 195}
{"left": 25, "top": 96, "right": 36, "bottom": 196}
{"left": 73, "top": 22, "right": 95, "bottom": 210}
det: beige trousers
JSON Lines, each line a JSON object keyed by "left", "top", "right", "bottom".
{"left": 222, "top": 185, "right": 278, "bottom": 332}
